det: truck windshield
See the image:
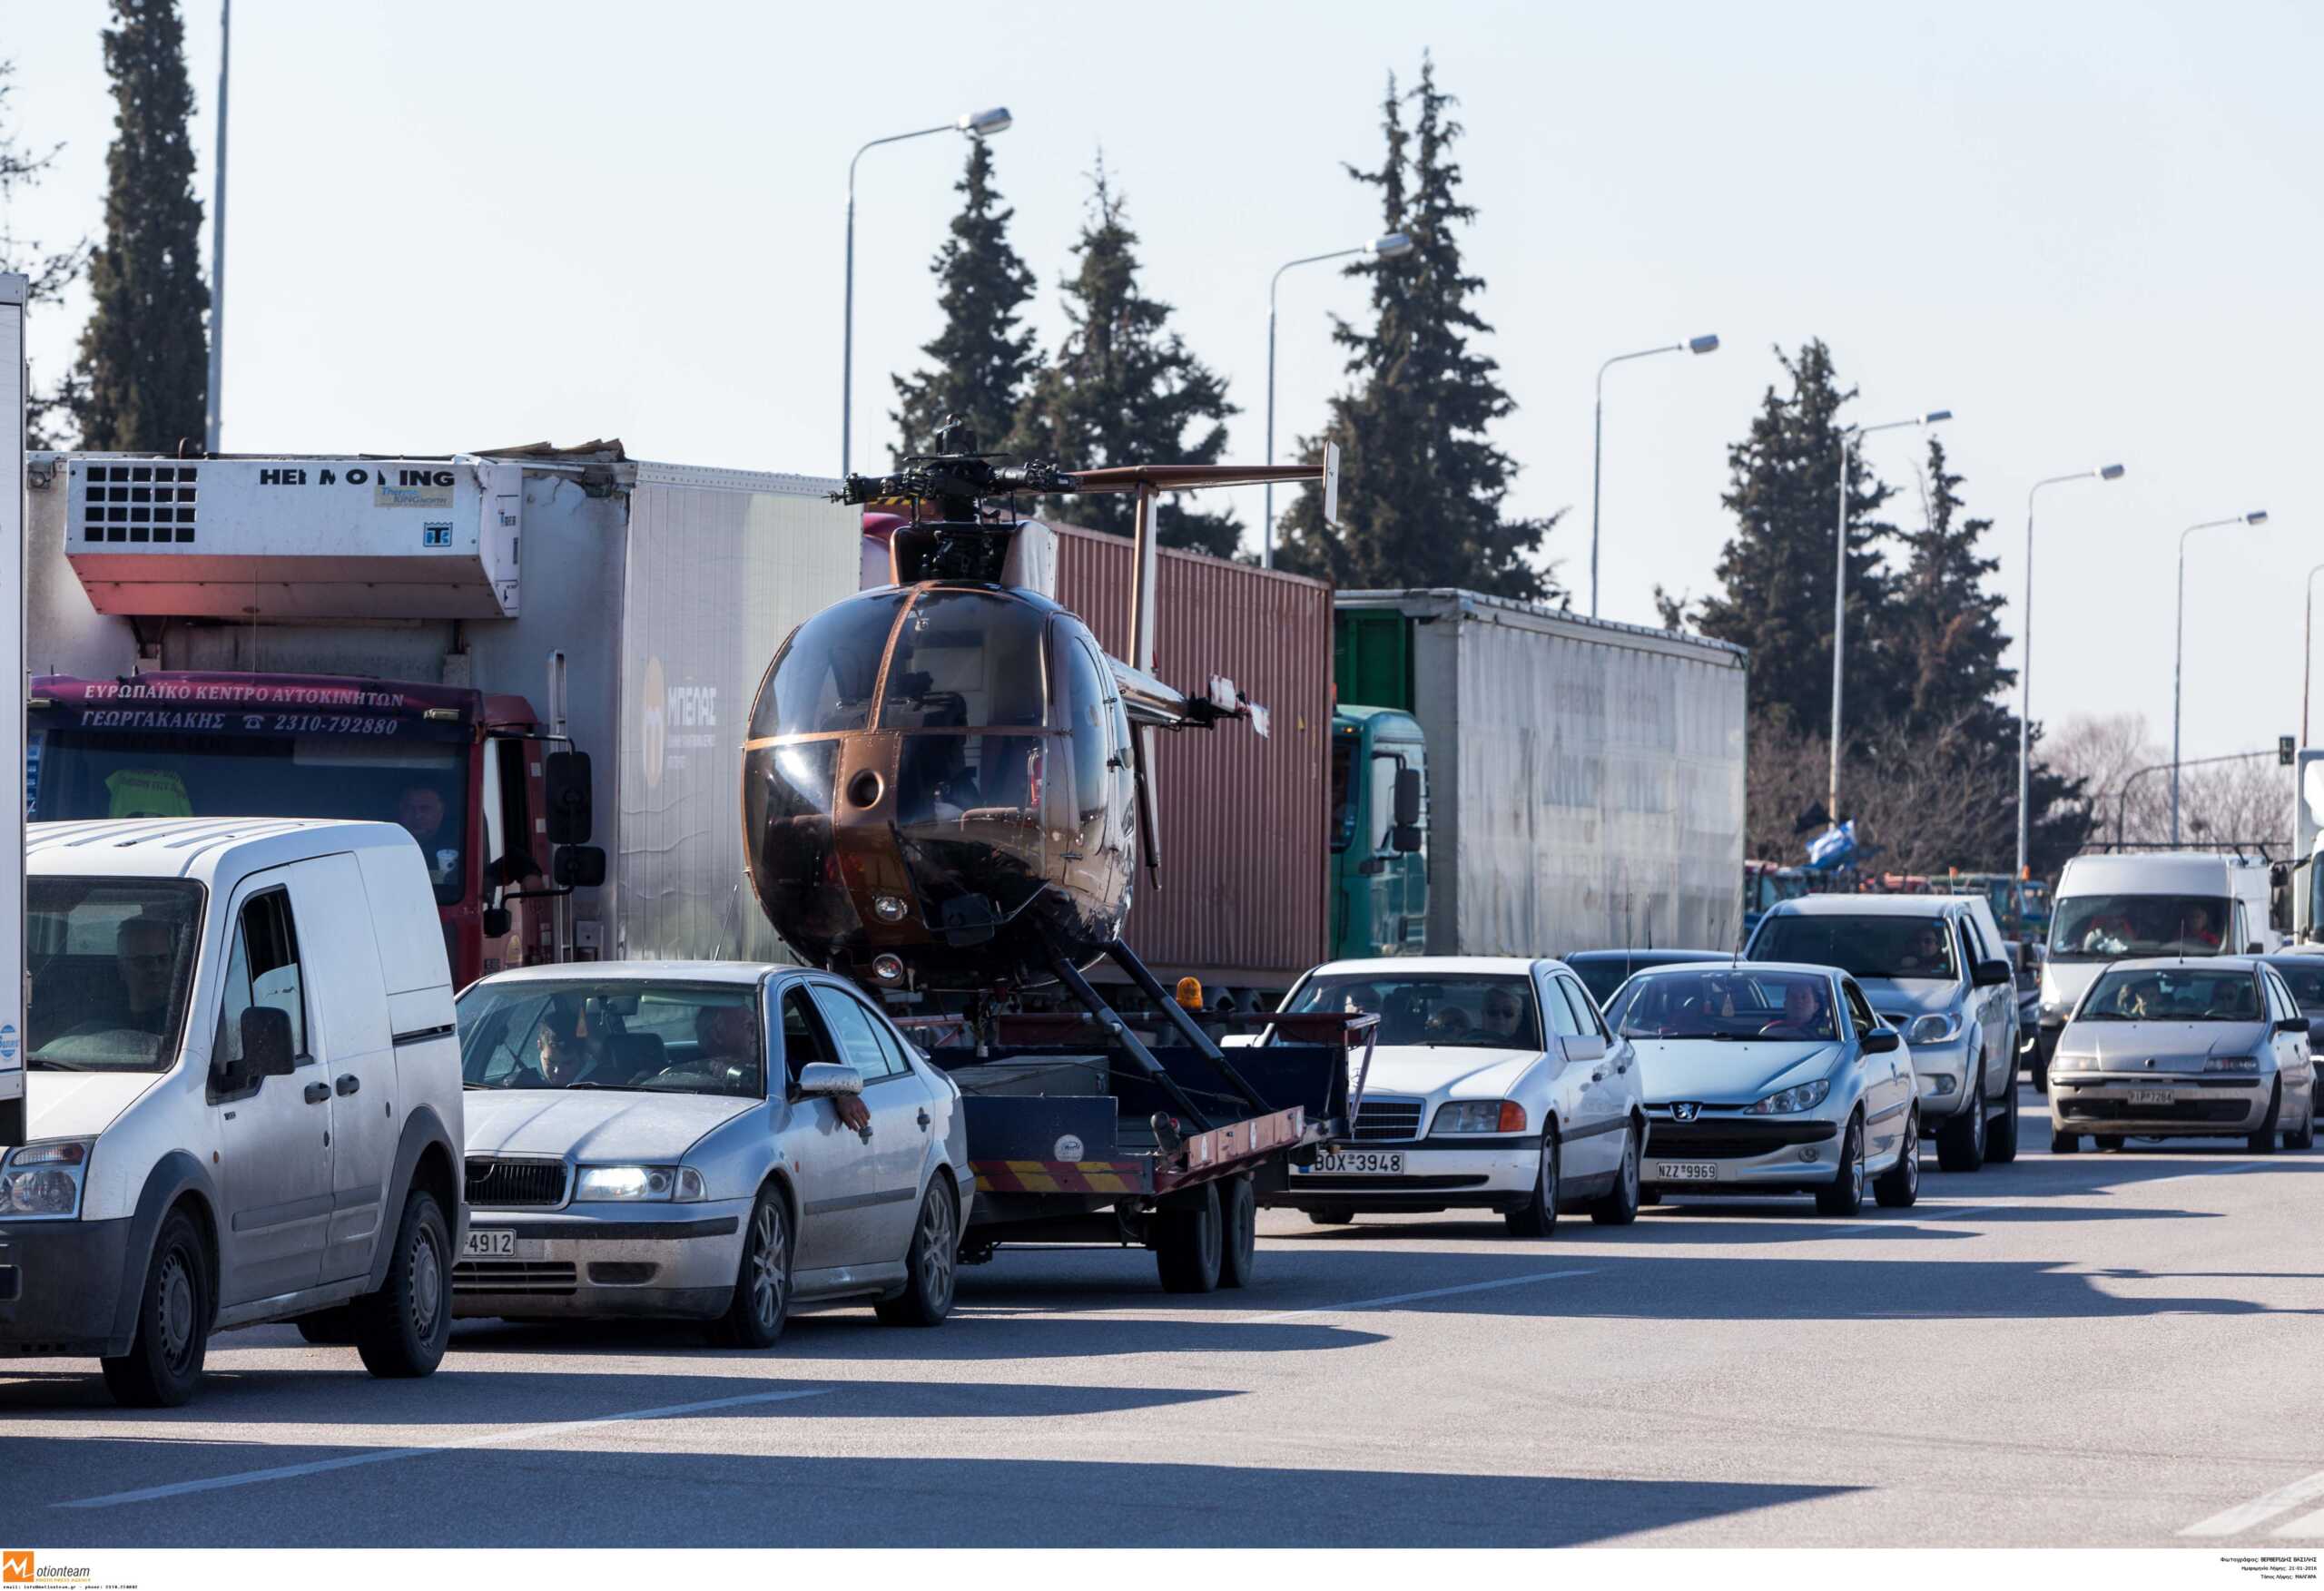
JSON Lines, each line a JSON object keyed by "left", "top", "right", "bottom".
{"left": 1750, "top": 915, "right": 1957, "bottom": 981}
{"left": 457, "top": 981, "right": 765, "bottom": 1098}
{"left": 2049, "top": 894, "right": 2232, "bottom": 960}
{"left": 25, "top": 879, "right": 205, "bottom": 1073}
{"left": 1605, "top": 967, "right": 1839, "bottom": 1042}
{"left": 2078, "top": 967, "right": 2261, "bottom": 1023}
{"left": 30, "top": 730, "right": 470, "bottom": 906}
{"left": 1285, "top": 974, "right": 1541, "bottom": 1050}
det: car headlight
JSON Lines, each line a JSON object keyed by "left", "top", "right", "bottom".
{"left": 2203, "top": 1055, "right": 2260, "bottom": 1073}
{"left": 0, "top": 1139, "right": 94, "bottom": 1218}
{"left": 2050, "top": 1055, "right": 2098, "bottom": 1075}
{"left": 1905, "top": 1013, "right": 1960, "bottom": 1046}
{"left": 1431, "top": 1100, "right": 1526, "bottom": 1135}
{"left": 573, "top": 1164, "right": 708, "bottom": 1203}
{"left": 1742, "top": 1079, "right": 1832, "bottom": 1115}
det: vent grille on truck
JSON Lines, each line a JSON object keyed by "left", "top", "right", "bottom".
{"left": 464, "top": 1157, "right": 567, "bottom": 1208}
{"left": 79, "top": 462, "right": 199, "bottom": 543}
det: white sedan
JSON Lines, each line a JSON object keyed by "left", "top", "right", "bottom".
{"left": 1264, "top": 957, "right": 1646, "bottom": 1235}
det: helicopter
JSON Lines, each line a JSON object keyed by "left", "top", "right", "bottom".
{"left": 740, "top": 419, "right": 1336, "bottom": 1007}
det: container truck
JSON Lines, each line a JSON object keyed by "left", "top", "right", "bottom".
{"left": 3, "top": 273, "right": 24, "bottom": 1150}
{"left": 25, "top": 445, "right": 864, "bottom": 988}
{"left": 1333, "top": 589, "right": 1750, "bottom": 958}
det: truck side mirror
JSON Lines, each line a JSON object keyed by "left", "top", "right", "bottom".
{"left": 481, "top": 906, "right": 513, "bottom": 938}
{"left": 544, "top": 751, "right": 593, "bottom": 846}
{"left": 1393, "top": 766, "right": 1423, "bottom": 829}
{"left": 241, "top": 1006, "right": 297, "bottom": 1078}
{"left": 554, "top": 844, "right": 607, "bottom": 889}
{"left": 1391, "top": 823, "right": 1423, "bottom": 855}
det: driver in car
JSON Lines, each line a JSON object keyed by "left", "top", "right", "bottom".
{"left": 523, "top": 997, "right": 611, "bottom": 1087}
{"left": 1761, "top": 981, "right": 1831, "bottom": 1038}
{"left": 692, "top": 1005, "right": 763, "bottom": 1092}
{"left": 1897, "top": 924, "right": 1949, "bottom": 975}
{"left": 1480, "top": 987, "right": 1527, "bottom": 1042}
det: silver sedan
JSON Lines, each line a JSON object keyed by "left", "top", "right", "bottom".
{"left": 452, "top": 962, "right": 974, "bottom": 1345}
{"left": 2048, "top": 957, "right": 2319, "bottom": 1154}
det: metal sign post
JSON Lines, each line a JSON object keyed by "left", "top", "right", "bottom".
{"left": 2, "top": 270, "right": 25, "bottom": 1146}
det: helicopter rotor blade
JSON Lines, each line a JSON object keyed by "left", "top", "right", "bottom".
{"left": 1060, "top": 461, "right": 1327, "bottom": 494}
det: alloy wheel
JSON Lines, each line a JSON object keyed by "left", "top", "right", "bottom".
{"left": 1847, "top": 1124, "right": 1866, "bottom": 1204}
{"left": 749, "top": 1201, "right": 789, "bottom": 1330}
{"left": 1900, "top": 1114, "right": 1920, "bottom": 1199}
{"left": 920, "top": 1189, "right": 956, "bottom": 1308}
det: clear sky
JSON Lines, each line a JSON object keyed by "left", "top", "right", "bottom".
{"left": 7, "top": 0, "right": 2319, "bottom": 765}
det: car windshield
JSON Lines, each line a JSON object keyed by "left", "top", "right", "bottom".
{"left": 2079, "top": 967, "right": 2263, "bottom": 1024}
{"left": 2049, "top": 894, "right": 2232, "bottom": 960}
{"left": 25, "top": 878, "right": 204, "bottom": 1072}
{"left": 1606, "top": 968, "right": 1840, "bottom": 1042}
{"left": 1751, "top": 915, "right": 1957, "bottom": 981}
{"left": 2270, "top": 961, "right": 2324, "bottom": 1011}
{"left": 1569, "top": 954, "right": 1710, "bottom": 1007}
{"left": 1284, "top": 974, "right": 1542, "bottom": 1050}
{"left": 457, "top": 981, "right": 764, "bottom": 1097}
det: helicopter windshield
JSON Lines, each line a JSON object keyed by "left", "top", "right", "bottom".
{"left": 881, "top": 592, "right": 1048, "bottom": 730}
{"left": 754, "top": 592, "right": 908, "bottom": 738}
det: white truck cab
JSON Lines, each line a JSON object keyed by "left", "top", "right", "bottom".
{"left": 0, "top": 818, "right": 465, "bottom": 1405}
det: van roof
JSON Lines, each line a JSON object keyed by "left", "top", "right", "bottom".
{"left": 26, "top": 817, "right": 422, "bottom": 883}
{"left": 2057, "top": 853, "right": 2248, "bottom": 894}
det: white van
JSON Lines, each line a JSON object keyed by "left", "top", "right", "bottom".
{"left": 0, "top": 819, "right": 464, "bottom": 1405}
{"left": 2033, "top": 852, "right": 2278, "bottom": 1090}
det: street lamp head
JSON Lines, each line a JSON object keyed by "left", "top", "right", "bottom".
{"left": 2247, "top": 509, "right": 2270, "bottom": 525}
{"left": 2098, "top": 464, "right": 2126, "bottom": 481}
{"left": 1369, "top": 231, "right": 1416, "bottom": 260}
{"left": 1923, "top": 409, "right": 1953, "bottom": 425}
{"left": 1687, "top": 334, "right": 1720, "bottom": 355}
{"left": 957, "top": 107, "right": 1012, "bottom": 137}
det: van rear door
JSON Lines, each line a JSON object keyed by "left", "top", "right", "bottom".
{"left": 286, "top": 853, "right": 398, "bottom": 1283}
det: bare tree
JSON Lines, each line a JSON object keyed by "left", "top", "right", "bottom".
{"left": 0, "top": 59, "right": 92, "bottom": 448}
{"left": 2042, "top": 712, "right": 2289, "bottom": 851}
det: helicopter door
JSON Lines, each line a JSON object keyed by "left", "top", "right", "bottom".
{"left": 1059, "top": 635, "right": 1118, "bottom": 908}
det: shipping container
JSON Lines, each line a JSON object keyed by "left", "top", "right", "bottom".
{"left": 1049, "top": 524, "right": 1333, "bottom": 995}
{"left": 1334, "top": 589, "right": 1749, "bottom": 957}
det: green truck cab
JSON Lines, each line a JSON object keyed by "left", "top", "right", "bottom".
{"left": 1330, "top": 706, "right": 1428, "bottom": 959}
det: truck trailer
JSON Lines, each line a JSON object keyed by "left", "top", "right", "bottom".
{"left": 1334, "top": 589, "right": 1750, "bottom": 958}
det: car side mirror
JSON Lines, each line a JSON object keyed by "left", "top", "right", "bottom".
{"left": 2246, "top": 942, "right": 2266, "bottom": 956}
{"left": 1971, "top": 958, "right": 2012, "bottom": 988}
{"left": 241, "top": 1006, "right": 297, "bottom": 1077}
{"left": 1561, "top": 1034, "right": 1608, "bottom": 1065}
{"left": 554, "top": 844, "right": 607, "bottom": 889}
{"left": 1863, "top": 1027, "right": 1901, "bottom": 1055}
{"left": 1393, "top": 766, "right": 1423, "bottom": 829}
{"left": 796, "top": 1061, "right": 864, "bottom": 1097}
{"left": 2275, "top": 1016, "right": 2308, "bottom": 1035}
{"left": 544, "top": 750, "right": 594, "bottom": 846}
{"left": 1391, "top": 823, "right": 1423, "bottom": 855}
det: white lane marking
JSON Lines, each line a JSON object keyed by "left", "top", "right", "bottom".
{"left": 2274, "top": 1508, "right": 2324, "bottom": 1537}
{"left": 2181, "top": 1467, "right": 2324, "bottom": 1536}
{"left": 1246, "top": 1268, "right": 1597, "bottom": 1324}
{"left": 56, "top": 1386, "right": 832, "bottom": 1509}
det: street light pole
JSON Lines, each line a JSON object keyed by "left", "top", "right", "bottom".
{"left": 2172, "top": 510, "right": 2269, "bottom": 844}
{"left": 203, "top": 0, "right": 229, "bottom": 455}
{"left": 1263, "top": 232, "right": 1412, "bottom": 568}
{"left": 2017, "top": 464, "right": 2125, "bottom": 879}
{"left": 1590, "top": 334, "right": 1718, "bottom": 619}
{"left": 1828, "top": 409, "right": 1951, "bottom": 828}
{"left": 841, "top": 108, "right": 1011, "bottom": 477}
{"left": 2303, "top": 560, "right": 2324, "bottom": 748}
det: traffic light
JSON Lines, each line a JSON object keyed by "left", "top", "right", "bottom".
{"left": 2281, "top": 735, "right": 2297, "bottom": 767}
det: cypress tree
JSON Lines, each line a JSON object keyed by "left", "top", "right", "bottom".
{"left": 74, "top": 0, "right": 210, "bottom": 454}
{"left": 1887, "top": 436, "right": 2013, "bottom": 736}
{"left": 1008, "top": 160, "right": 1240, "bottom": 555}
{"left": 889, "top": 137, "right": 1039, "bottom": 462}
{"left": 1275, "top": 57, "right": 1556, "bottom": 599}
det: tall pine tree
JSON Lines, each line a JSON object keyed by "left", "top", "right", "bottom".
{"left": 1008, "top": 160, "right": 1239, "bottom": 555}
{"left": 1275, "top": 57, "right": 1555, "bottom": 599}
{"left": 1886, "top": 436, "right": 2013, "bottom": 736}
{"left": 74, "top": 0, "right": 210, "bottom": 454}
{"left": 888, "top": 137, "right": 1038, "bottom": 461}
{"left": 1689, "top": 339, "right": 1901, "bottom": 736}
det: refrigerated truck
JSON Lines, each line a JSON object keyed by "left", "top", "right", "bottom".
{"left": 1333, "top": 589, "right": 1750, "bottom": 958}
{"left": 25, "top": 445, "right": 863, "bottom": 987}
{"left": 3, "top": 273, "right": 25, "bottom": 1148}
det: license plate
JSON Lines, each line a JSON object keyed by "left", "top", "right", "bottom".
{"left": 461, "top": 1228, "right": 517, "bottom": 1259}
{"left": 1297, "top": 1150, "right": 1405, "bottom": 1175}
{"left": 1656, "top": 1162, "right": 1719, "bottom": 1183}
{"left": 2127, "top": 1089, "right": 2174, "bottom": 1106}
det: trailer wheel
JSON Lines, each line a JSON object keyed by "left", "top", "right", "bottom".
{"left": 1154, "top": 1183, "right": 1224, "bottom": 1294}
{"left": 1218, "top": 1175, "right": 1258, "bottom": 1289}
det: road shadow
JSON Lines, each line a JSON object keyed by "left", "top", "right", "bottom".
{"left": 449, "top": 1310, "right": 1384, "bottom": 1362}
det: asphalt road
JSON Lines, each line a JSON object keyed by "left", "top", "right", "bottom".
{"left": 7, "top": 1085, "right": 2323, "bottom": 1548}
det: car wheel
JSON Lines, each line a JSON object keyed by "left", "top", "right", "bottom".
{"left": 1155, "top": 1182, "right": 1224, "bottom": 1293}
{"left": 2287, "top": 1089, "right": 2318, "bottom": 1152}
{"left": 294, "top": 1305, "right": 359, "bottom": 1346}
{"left": 2030, "top": 1053, "right": 2049, "bottom": 1095}
{"left": 2052, "top": 1129, "right": 2081, "bottom": 1154}
{"left": 1217, "top": 1174, "right": 1260, "bottom": 1288}
{"left": 1986, "top": 1067, "right": 2021, "bottom": 1164}
{"left": 876, "top": 1180, "right": 960, "bottom": 1326}
{"left": 2249, "top": 1082, "right": 2283, "bottom": 1155}
{"left": 1504, "top": 1134, "right": 1561, "bottom": 1238}
{"left": 101, "top": 1209, "right": 211, "bottom": 1409}
{"left": 709, "top": 1186, "right": 793, "bottom": 1349}
{"left": 1304, "top": 1205, "right": 1354, "bottom": 1227}
{"left": 1639, "top": 1189, "right": 1662, "bottom": 1207}
{"left": 1590, "top": 1122, "right": 1641, "bottom": 1226}
{"left": 2093, "top": 1134, "right": 2124, "bottom": 1152}
{"left": 353, "top": 1187, "right": 453, "bottom": 1379}
{"left": 1874, "top": 1108, "right": 1921, "bottom": 1208}
{"left": 1935, "top": 1074, "right": 1988, "bottom": 1172}
{"left": 1817, "top": 1114, "right": 1868, "bottom": 1216}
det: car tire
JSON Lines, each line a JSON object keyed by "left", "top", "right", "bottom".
{"left": 2052, "top": 1129, "right": 2081, "bottom": 1154}
{"left": 1155, "top": 1182, "right": 1225, "bottom": 1294}
{"left": 1874, "top": 1108, "right": 1921, "bottom": 1208}
{"left": 1504, "top": 1134, "right": 1561, "bottom": 1238}
{"left": 1986, "top": 1070, "right": 2021, "bottom": 1164}
{"left": 1817, "top": 1114, "right": 1868, "bottom": 1216}
{"left": 293, "top": 1305, "right": 359, "bottom": 1346}
{"left": 100, "top": 1209, "right": 211, "bottom": 1409}
{"left": 709, "top": 1186, "right": 793, "bottom": 1349}
{"left": 1217, "top": 1174, "right": 1260, "bottom": 1288}
{"left": 2093, "top": 1134, "right": 2124, "bottom": 1152}
{"left": 875, "top": 1180, "right": 959, "bottom": 1327}
{"left": 1639, "top": 1189, "right": 1662, "bottom": 1207}
{"left": 2030, "top": 1053, "right": 2049, "bottom": 1095}
{"left": 1935, "top": 1075, "right": 1988, "bottom": 1173}
{"left": 2287, "top": 1091, "right": 2317, "bottom": 1152}
{"left": 353, "top": 1186, "right": 453, "bottom": 1379}
{"left": 2249, "top": 1082, "right": 2283, "bottom": 1156}
{"left": 1590, "top": 1123, "right": 1641, "bottom": 1226}
{"left": 1304, "top": 1206, "right": 1354, "bottom": 1227}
